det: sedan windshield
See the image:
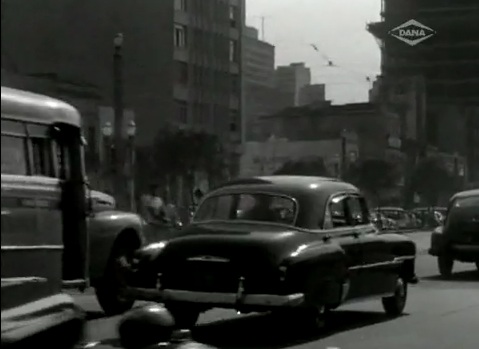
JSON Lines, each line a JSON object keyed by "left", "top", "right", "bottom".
{"left": 194, "top": 193, "right": 297, "bottom": 225}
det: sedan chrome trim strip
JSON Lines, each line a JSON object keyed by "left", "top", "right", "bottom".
{"left": 1, "top": 245, "right": 63, "bottom": 251}
{"left": 349, "top": 255, "right": 415, "bottom": 271}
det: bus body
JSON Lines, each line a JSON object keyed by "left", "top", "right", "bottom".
{"left": 1, "top": 87, "right": 174, "bottom": 345}
{"left": 1, "top": 87, "right": 87, "bottom": 346}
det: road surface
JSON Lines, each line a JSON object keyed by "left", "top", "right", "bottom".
{"left": 76, "top": 231, "right": 479, "bottom": 349}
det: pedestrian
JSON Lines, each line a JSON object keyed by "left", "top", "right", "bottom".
{"left": 140, "top": 184, "right": 165, "bottom": 223}
{"left": 118, "top": 304, "right": 217, "bottom": 349}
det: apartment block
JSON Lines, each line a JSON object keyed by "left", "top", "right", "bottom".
{"left": 1, "top": 0, "right": 245, "bottom": 149}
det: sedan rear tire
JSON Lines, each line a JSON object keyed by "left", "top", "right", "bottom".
{"left": 382, "top": 278, "right": 407, "bottom": 317}
{"left": 293, "top": 306, "right": 330, "bottom": 333}
{"left": 438, "top": 255, "right": 454, "bottom": 277}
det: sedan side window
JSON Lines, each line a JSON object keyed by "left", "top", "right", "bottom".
{"left": 347, "top": 196, "right": 370, "bottom": 225}
{"left": 325, "top": 195, "right": 349, "bottom": 228}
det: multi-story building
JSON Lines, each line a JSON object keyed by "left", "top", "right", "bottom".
{"left": 368, "top": 0, "right": 479, "bottom": 105}
{"left": 275, "top": 62, "right": 311, "bottom": 107}
{"left": 243, "top": 26, "right": 275, "bottom": 88}
{"left": 298, "top": 84, "right": 326, "bottom": 106}
{"left": 255, "top": 102, "right": 403, "bottom": 163}
{"left": 242, "top": 25, "right": 281, "bottom": 140}
{"left": 1, "top": 0, "right": 245, "bottom": 151}
{"left": 367, "top": 0, "right": 479, "bottom": 181}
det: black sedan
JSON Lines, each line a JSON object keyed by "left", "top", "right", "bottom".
{"left": 128, "top": 176, "right": 418, "bottom": 331}
{"left": 429, "top": 189, "right": 479, "bottom": 277}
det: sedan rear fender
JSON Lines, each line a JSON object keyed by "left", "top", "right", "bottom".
{"left": 281, "top": 242, "right": 347, "bottom": 280}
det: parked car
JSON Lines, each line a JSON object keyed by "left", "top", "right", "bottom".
{"left": 376, "top": 207, "right": 412, "bottom": 229}
{"left": 412, "top": 207, "right": 447, "bottom": 228}
{"left": 429, "top": 189, "right": 479, "bottom": 277}
{"left": 130, "top": 176, "right": 418, "bottom": 330}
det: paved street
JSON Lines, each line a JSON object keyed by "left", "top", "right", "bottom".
{"left": 76, "top": 231, "right": 479, "bottom": 349}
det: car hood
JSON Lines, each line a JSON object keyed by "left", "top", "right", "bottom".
{"left": 155, "top": 222, "right": 313, "bottom": 269}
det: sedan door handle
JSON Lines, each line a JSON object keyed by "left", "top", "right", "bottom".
{"left": 322, "top": 234, "right": 332, "bottom": 242}
{"left": 352, "top": 231, "right": 361, "bottom": 238}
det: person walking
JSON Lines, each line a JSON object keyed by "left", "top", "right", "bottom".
{"left": 140, "top": 184, "right": 165, "bottom": 223}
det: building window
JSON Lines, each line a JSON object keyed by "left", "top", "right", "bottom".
{"left": 175, "top": 61, "right": 188, "bottom": 84}
{"left": 230, "top": 74, "right": 239, "bottom": 95}
{"left": 229, "top": 109, "right": 239, "bottom": 132}
{"left": 174, "top": 24, "right": 187, "bottom": 48}
{"left": 229, "top": 40, "right": 238, "bottom": 62}
{"left": 229, "top": 5, "right": 237, "bottom": 28}
{"left": 175, "top": 99, "right": 188, "bottom": 124}
{"left": 174, "top": 0, "right": 187, "bottom": 11}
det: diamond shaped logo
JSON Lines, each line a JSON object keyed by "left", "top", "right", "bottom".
{"left": 388, "top": 19, "right": 436, "bottom": 46}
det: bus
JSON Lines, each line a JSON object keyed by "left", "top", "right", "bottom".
{"left": 1, "top": 87, "right": 88, "bottom": 347}
{"left": 1, "top": 87, "right": 169, "bottom": 347}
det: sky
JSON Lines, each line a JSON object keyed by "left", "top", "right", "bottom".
{"left": 246, "top": 0, "right": 383, "bottom": 104}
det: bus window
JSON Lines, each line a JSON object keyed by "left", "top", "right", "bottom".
{"left": 1, "top": 135, "right": 28, "bottom": 175}
{"left": 31, "top": 137, "right": 55, "bottom": 177}
{"left": 53, "top": 140, "right": 72, "bottom": 180}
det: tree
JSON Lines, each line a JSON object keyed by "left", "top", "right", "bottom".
{"left": 143, "top": 129, "right": 226, "bottom": 203}
{"left": 344, "top": 158, "right": 400, "bottom": 205}
{"left": 274, "top": 157, "right": 330, "bottom": 177}
{"left": 409, "top": 156, "right": 455, "bottom": 206}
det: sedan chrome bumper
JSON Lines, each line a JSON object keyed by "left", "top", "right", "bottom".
{"left": 124, "top": 287, "right": 304, "bottom": 308}
{"left": 161, "top": 289, "right": 304, "bottom": 307}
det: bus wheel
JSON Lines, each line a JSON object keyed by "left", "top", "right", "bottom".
{"left": 95, "top": 235, "right": 138, "bottom": 315}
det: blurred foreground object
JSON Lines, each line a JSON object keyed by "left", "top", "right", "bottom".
{"left": 1, "top": 294, "right": 86, "bottom": 349}
{"left": 118, "top": 304, "right": 216, "bottom": 349}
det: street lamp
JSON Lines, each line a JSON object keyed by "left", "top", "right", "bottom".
{"left": 113, "top": 33, "right": 124, "bottom": 48}
{"left": 126, "top": 120, "right": 136, "bottom": 212}
{"left": 127, "top": 119, "right": 136, "bottom": 138}
{"left": 112, "top": 32, "right": 125, "bottom": 208}
{"left": 340, "top": 129, "right": 348, "bottom": 179}
{"left": 102, "top": 121, "right": 113, "bottom": 137}
{"left": 101, "top": 121, "right": 114, "bottom": 193}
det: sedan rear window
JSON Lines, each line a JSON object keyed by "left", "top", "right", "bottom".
{"left": 194, "top": 193, "right": 297, "bottom": 225}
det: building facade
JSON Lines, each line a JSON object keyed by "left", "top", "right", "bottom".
{"left": 275, "top": 62, "right": 312, "bottom": 107}
{"left": 242, "top": 25, "right": 282, "bottom": 141}
{"left": 240, "top": 136, "right": 359, "bottom": 177}
{"left": 298, "top": 83, "right": 326, "bottom": 106}
{"left": 367, "top": 0, "right": 479, "bottom": 181}
{"left": 1, "top": 0, "right": 245, "bottom": 150}
{"left": 243, "top": 26, "right": 275, "bottom": 88}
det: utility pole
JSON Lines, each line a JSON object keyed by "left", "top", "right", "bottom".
{"left": 113, "top": 33, "right": 125, "bottom": 209}
{"left": 261, "top": 16, "right": 265, "bottom": 41}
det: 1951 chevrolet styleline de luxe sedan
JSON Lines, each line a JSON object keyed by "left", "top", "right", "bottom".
{"left": 128, "top": 176, "right": 418, "bottom": 330}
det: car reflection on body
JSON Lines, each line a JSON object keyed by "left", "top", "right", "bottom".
{"left": 131, "top": 176, "right": 418, "bottom": 331}
{"left": 429, "top": 189, "right": 479, "bottom": 277}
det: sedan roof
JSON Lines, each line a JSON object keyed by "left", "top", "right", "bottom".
{"left": 212, "top": 175, "right": 358, "bottom": 198}
{"left": 451, "top": 189, "right": 479, "bottom": 200}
